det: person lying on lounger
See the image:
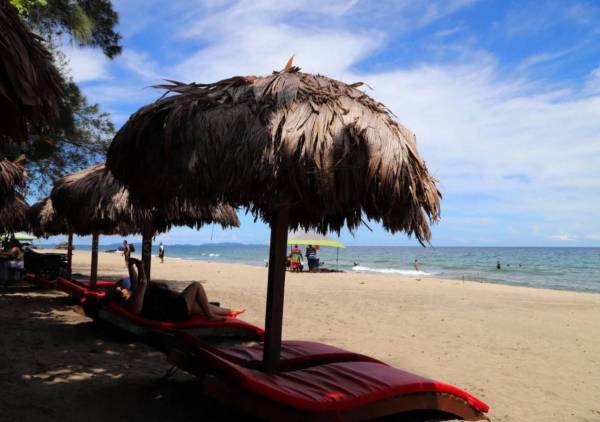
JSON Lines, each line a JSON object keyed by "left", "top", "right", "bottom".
{"left": 109, "top": 258, "right": 241, "bottom": 322}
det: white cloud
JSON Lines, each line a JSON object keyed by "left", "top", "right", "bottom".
{"left": 61, "top": 46, "right": 111, "bottom": 82}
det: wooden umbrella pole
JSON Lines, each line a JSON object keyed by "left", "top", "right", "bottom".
{"left": 67, "top": 231, "right": 73, "bottom": 277}
{"left": 141, "top": 226, "right": 153, "bottom": 281}
{"left": 90, "top": 232, "right": 99, "bottom": 289}
{"left": 263, "top": 206, "right": 290, "bottom": 373}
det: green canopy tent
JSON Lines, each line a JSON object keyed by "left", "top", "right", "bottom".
{"left": 13, "top": 232, "right": 36, "bottom": 242}
{"left": 287, "top": 230, "right": 345, "bottom": 270}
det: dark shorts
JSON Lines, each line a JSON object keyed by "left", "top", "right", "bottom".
{"left": 142, "top": 294, "right": 189, "bottom": 322}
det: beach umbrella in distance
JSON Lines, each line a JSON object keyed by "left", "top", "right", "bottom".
{"left": 0, "top": 156, "right": 26, "bottom": 207}
{"left": 0, "top": 192, "right": 28, "bottom": 233}
{"left": 28, "top": 197, "right": 67, "bottom": 238}
{"left": 287, "top": 229, "right": 345, "bottom": 270}
{"left": 51, "top": 164, "right": 239, "bottom": 287}
{"left": 0, "top": 0, "right": 63, "bottom": 140}
{"left": 287, "top": 229, "right": 345, "bottom": 248}
{"left": 106, "top": 61, "right": 441, "bottom": 371}
{"left": 0, "top": 192, "right": 28, "bottom": 232}
{"left": 28, "top": 197, "right": 74, "bottom": 273}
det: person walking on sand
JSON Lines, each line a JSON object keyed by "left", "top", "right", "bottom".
{"left": 413, "top": 258, "right": 419, "bottom": 272}
{"left": 158, "top": 242, "right": 165, "bottom": 263}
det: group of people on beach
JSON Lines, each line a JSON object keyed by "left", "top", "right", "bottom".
{"left": 287, "top": 244, "right": 320, "bottom": 272}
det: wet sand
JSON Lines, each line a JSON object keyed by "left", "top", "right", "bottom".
{"left": 1, "top": 249, "right": 599, "bottom": 421}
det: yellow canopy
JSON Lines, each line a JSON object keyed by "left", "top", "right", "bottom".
{"left": 287, "top": 230, "right": 345, "bottom": 249}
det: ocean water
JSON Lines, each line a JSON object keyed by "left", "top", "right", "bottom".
{"left": 73, "top": 243, "right": 600, "bottom": 294}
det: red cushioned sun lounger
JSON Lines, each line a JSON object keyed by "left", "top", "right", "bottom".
{"left": 169, "top": 332, "right": 489, "bottom": 421}
{"left": 175, "top": 332, "right": 381, "bottom": 372}
{"left": 24, "top": 272, "right": 56, "bottom": 288}
{"left": 98, "top": 302, "right": 264, "bottom": 342}
{"left": 57, "top": 277, "right": 110, "bottom": 300}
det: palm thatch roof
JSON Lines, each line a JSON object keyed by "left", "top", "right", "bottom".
{"left": 0, "top": 0, "right": 63, "bottom": 139}
{"left": 0, "top": 155, "right": 26, "bottom": 204}
{"left": 50, "top": 164, "right": 239, "bottom": 236}
{"left": 0, "top": 192, "right": 28, "bottom": 233}
{"left": 107, "top": 66, "right": 441, "bottom": 242}
{"left": 28, "top": 197, "right": 67, "bottom": 237}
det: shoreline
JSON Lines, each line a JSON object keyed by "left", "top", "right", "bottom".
{"left": 59, "top": 248, "right": 600, "bottom": 298}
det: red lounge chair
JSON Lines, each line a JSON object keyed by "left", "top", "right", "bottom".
{"left": 57, "top": 276, "right": 263, "bottom": 342}
{"left": 169, "top": 332, "right": 489, "bottom": 421}
{"left": 99, "top": 302, "right": 264, "bottom": 342}
{"left": 57, "top": 276, "right": 111, "bottom": 300}
{"left": 175, "top": 332, "right": 381, "bottom": 372}
{"left": 24, "top": 272, "right": 56, "bottom": 288}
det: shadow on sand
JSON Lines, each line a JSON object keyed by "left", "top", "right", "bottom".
{"left": 0, "top": 285, "right": 460, "bottom": 422}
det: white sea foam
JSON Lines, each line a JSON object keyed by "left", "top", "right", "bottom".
{"left": 208, "top": 253, "right": 220, "bottom": 257}
{"left": 351, "top": 265, "right": 437, "bottom": 276}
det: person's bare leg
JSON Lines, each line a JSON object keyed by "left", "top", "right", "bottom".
{"left": 127, "top": 259, "right": 138, "bottom": 290}
{"left": 180, "top": 282, "right": 224, "bottom": 320}
{"left": 127, "top": 260, "right": 147, "bottom": 314}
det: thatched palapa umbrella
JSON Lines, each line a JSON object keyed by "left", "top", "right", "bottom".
{"left": 106, "top": 62, "right": 441, "bottom": 371}
{"left": 51, "top": 164, "right": 239, "bottom": 287}
{"left": 28, "top": 197, "right": 74, "bottom": 272}
{"left": 0, "top": 155, "right": 26, "bottom": 206}
{"left": 28, "top": 197, "right": 67, "bottom": 238}
{"left": 0, "top": 0, "right": 63, "bottom": 140}
{"left": 0, "top": 191, "right": 28, "bottom": 233}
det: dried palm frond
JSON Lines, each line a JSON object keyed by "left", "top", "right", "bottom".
{"left": 0, "top": 155, "right": 26, "bottom": 201}
{"left": 0, "top": 192, "right": 28, "bottom": 232}
{"left": 0, "top": 0, "right": 64, "bottom": 139}
{"left": 107, "top": 66, "right": 441, "bottom": 242}
{"left": 50, "top": 164, "right": 239, "bottom": 236}
{"left": 28, "top": 197, "right": 67, "bottom": 237}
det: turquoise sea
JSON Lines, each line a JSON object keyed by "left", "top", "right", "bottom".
{"left": 69, "top": 243, "right": 600, "bottom": 294}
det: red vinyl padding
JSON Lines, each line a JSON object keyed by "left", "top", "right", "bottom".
{"left": 185, "top": 338, "right": 490, "bottom": 414}
{"left": 180, "top": 333, "right": 380, "bottom": 370}
{"left": 106, "top": 302, "right": 265, "bottom": 336}
{"left": 73, "top": 279, "right": 117, "bottom": 288}
{"left": 58, "top": 277, "right": 106, "bottom": 299}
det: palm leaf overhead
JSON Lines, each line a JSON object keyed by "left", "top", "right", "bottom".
{"left": 50, "top": 164, "right": 239, "bottom": 236}
{"left": 0, "top": 0, "right": 64, "bottom": 140}
{"left": 107, "top": 66, "right": 440, "bottom": 242}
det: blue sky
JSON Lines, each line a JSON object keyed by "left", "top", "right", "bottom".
{"left": 45, "top": 0, "right": 600, "bottom": 247}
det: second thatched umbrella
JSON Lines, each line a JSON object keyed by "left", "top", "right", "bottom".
{"left": 51, "top": 164, "right": 239, "bottom": 287}
{"left": 107, "top": 64, "right": 441, "bottom": 371}
{"left": 28, "top": 197, "right": 75, "bottom": 273}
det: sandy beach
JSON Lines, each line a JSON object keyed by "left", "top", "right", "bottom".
{"left": 1, "top": 249, "right": 599, "bottom": 422}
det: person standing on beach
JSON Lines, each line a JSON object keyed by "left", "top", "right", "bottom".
{"left": 306, "top": 244, "right": 318, "bottom": 272}
{"left": 413, "top": 259, "right": 419, "bottom": 271}
{"left": 158, "top": 242, "right": 165, "bottom": 263}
